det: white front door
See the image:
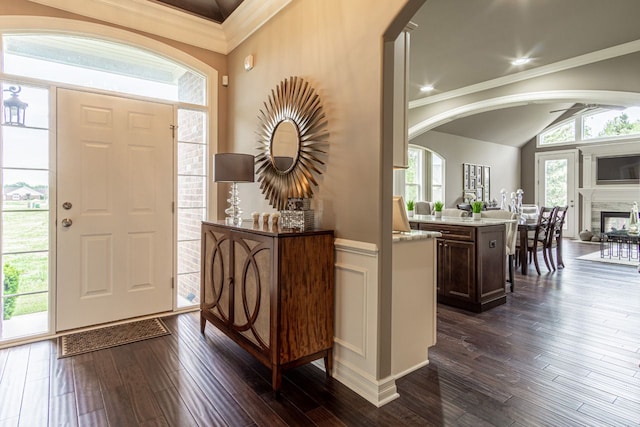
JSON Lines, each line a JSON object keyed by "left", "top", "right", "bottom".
{"left": 535, "top": 150, "right": 578, "bottom": 239}
{"left": 56, "top": 89, "right": 174, "bottom": 331}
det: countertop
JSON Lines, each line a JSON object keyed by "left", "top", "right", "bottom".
{"left": 392, "top": 230, "right": 442, "bottom": 242}
{"left": 202, "top": 220, "right": 333, "bottom": 237}
{"left": 409, "top": 214, "right": 516, "bottom": 227}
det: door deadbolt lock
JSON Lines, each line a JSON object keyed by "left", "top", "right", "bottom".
{"left": 61, "top": 218, "right": 73, "bottom": 228}
{"left": 62, "top": 202, "right": 72, "bottom": 210}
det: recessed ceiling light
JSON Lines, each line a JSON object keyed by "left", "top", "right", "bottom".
{"left": 420, "top": 85, "right": 434, "bottom": 92}
{"left": 511, "top": 57, "right": 531, "bottom": 66}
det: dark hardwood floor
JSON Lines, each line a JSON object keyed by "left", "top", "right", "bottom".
{"left": 0, "top": 240, "right": 638, "bottom": 426}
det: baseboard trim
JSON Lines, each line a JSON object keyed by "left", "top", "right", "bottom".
{"left": 330, "top": 357, "right": 399, "bottom": 407}
{"left": 393, "top": 359, "right": 430, "bottom": 380}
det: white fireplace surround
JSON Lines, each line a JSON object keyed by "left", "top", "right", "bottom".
{"left": 578, "top": 141, "right": 640, "bottom": 235}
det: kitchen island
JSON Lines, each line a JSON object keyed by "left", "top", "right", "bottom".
{"left": 409, "top": 215, "right": 507, "bottom": 312}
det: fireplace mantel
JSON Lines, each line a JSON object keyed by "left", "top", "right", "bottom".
{"left": 578, "top": 141, "right": 640, "bottom": 234}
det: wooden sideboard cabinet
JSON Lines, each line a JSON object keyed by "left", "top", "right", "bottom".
{"left": 411, "top": 221, "right": 506, "bottom": 312}
{"left": 200, "top": 221, "right": 335, "bottom": 392}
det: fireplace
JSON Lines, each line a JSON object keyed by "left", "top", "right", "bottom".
{"left": 600, "top": 211, "right": 631, "bottom": 234}
{"left": 579, "top": 142, "right": 640, "bottom": 237}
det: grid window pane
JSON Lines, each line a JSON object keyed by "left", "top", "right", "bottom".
{"left": 540, "top": 121, "right": 575, "bottom": 145}
{"left": 2, "top": 211, "right": 48, "bottom": 253}
{"left": 544, "top": 159, "right": 568, "bottom": 206}
{"left": 177, "top": 240, "right": 200, "bottom": 275}
{"left": 1, "top": 83, "right": 49, "bottom": 129}
{"left": 177, "top": 110, "right": 206, "bottom": 143}
{"left": 583, "top": 106, "right": 640, "bottom": 140}
{"left": 178, "top": 142, "right": 205, "bottom": 175}
{"left": 3, "top": 169, "right": 49, "bottom": 211}
{"left": 3, "top": 252, "right": 49, "bottom": 295}
{"left": 176, "top": 273, "right": 200, "bottom": 308}
{"left": 1, "top": 293, "right": 49, "bottom": 340}
{"left": 177, "top": 176, "right": 205, "bottom": 208}
{"left": 2, "top": 127, "right": 49, "bottom": 169}
{"left": 178, "top": 208, "right": 205, "bottom": 241}
{"left": 177, "top": 72, "right": 206, "bottom": 106}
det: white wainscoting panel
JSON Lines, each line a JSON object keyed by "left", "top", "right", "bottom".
{"left": 330, "top": 238, "right": 399, "bottom": 407}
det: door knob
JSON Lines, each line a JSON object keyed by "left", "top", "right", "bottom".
{"left": 61, "top": 218, "right": 73, "bottom": 228}
{"left": 62, "top": 202, "right": 72, "bottom": 210}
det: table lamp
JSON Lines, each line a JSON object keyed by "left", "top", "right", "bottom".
{"left": 214, "top": 153, "right": 255, "bottom": 225}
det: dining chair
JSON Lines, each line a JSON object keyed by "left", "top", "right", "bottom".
{"left": 520, "top": 206, "right": 557, "bottom": 275}
{"left": 415, "top": 201, "right": 433, "bottom": 215}
{"left": 548, "top": 205, "right": 568, "bottom": 269}
{"left": 520, "top": 204, "right": 539, "bottom": 224}
{"left": 441, "top": 208, "right": 469, "bottom": 217}
{"left": 481, "top": 210, "right": 518, "bottom": 291}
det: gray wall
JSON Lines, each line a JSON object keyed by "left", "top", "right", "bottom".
{"left": 411, "top": 130, "right": 520, "bottom": 208}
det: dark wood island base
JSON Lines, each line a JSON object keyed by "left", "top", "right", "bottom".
{"left": 411, "top": 217, "right": 507, "bottom": 313}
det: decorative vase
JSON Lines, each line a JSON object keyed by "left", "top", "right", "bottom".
{"left": 629, "top": 202, "right": 639, "bottom": 235}
{"left": 472, "top": 212, "right": 481, "bottom": 220}
{"left": 435, "top": 211, "right": 442, "bottom": 218}
{"left": 579, "top": 230, "right": 593, "bottom": 241}
{"left": 408, "top": 210, "right": 414, "bottom": 218}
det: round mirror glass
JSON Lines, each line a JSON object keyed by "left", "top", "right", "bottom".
{"left": 270, "top": 119, "right": 299, "bottom": 173}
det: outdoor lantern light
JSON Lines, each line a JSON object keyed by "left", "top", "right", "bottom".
{"left": 3, "top": 86, "right": 28, "bottom": 126}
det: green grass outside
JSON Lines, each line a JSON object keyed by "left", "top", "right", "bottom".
{"left": 2, "top": 199, "right": 49, "bottom": 317}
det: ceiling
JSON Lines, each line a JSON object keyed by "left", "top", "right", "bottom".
{"left": 147, "top": 0, "right": 640, "bottom": 147}
{"left": 409, "top": 0, "right": 640, "bottom": 147}
{"left": 150, "top": 0, "right": 244, "bottom": 23}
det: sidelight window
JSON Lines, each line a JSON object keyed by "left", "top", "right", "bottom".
{"left": 0, "top": 83, "right": 50, "bottom": 341}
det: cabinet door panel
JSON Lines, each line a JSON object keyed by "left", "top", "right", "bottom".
{"left": 442, "top": 240, "right": 475, "bottom": 301}
{"left": 202, "top": 228, "right": 230, "bottom": 322}
{"left": 278, "top": 234, "right": 334, "bottom": 364}
{"left": 436, "top": 240, "right": 445, "bottom": 295}
{"left": 233, "top": 236, "right": 271, "bottom": 350}
{"left": 477, "top": 228, "right": 505, "bottom": 301}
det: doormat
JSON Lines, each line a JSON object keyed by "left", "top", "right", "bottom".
{"left": 576, "top": 250, "right": 638, "bottom": 267}
{"left": 58, "top": 318, "right": 170, "bottom": 358}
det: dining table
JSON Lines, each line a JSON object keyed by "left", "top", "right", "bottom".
{"left": 517, "top": 221, "right": 537, "bottom": 275}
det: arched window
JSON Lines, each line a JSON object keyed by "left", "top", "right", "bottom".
{"left": 538, "top": 106, "right": 640, "bottom": 146}
{"left": 538, "top": 119, "right": 575, "bottom": 146}
{"left": 3, "top": 34, "right": 206, "bottom": 105}
{"left": 582, "top": 106, "right": 640, "bottom": 140}
{"left": 396, "top": 145, "right": 445, "bottom": 203}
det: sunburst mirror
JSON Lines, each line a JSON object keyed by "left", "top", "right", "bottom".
{"left": 255, "top": 76, "right": 329, "bottom": 210}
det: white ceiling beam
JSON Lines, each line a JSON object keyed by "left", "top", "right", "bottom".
{"left": 409, "top": 39, "right": 640, "bottom": 110}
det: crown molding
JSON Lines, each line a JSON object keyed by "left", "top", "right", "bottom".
{"left": 409, "top": 39, "right": 640, "bottom": 110}
{"left": 27, "top": 0, "right": 290, "bottom": 54}
{"left": 223, "top": 0, "right": 291, "bottom": 53}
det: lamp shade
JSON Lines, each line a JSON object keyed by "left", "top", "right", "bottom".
{"left": 214, "top": 153, "right": 255, "bottom": 183}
